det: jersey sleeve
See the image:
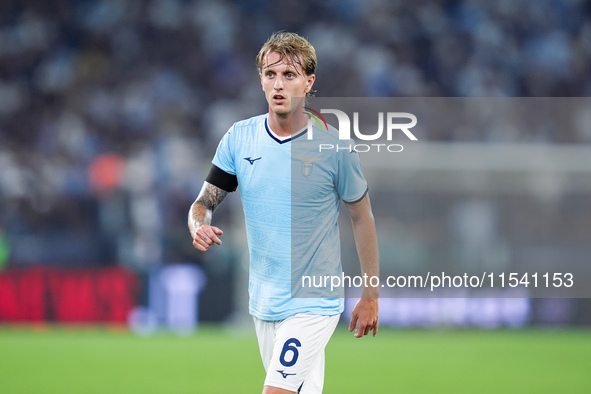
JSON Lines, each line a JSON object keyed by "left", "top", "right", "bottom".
{"left": 211, "top": 125, "right": 236, "bottom": 175}
{"left": 336, "top": 147, "right": 368, "bottom": 203}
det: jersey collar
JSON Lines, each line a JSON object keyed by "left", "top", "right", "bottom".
{"left": 265, "top": 117, "right": 308, "bottom": 144}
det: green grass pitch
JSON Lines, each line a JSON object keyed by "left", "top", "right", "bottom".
{"left": 0, "top": 325, "right": 590, "bottom": 393}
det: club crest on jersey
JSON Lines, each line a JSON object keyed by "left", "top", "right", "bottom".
{"left": 295, "top": 155, "right": 321, "bottom": 177}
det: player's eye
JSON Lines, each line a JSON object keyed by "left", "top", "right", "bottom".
{"left": 286, "top": 72, "right": 294, "bottom": 78}
{"left": 266, "top": 71, "right": 274, "bottom": 78}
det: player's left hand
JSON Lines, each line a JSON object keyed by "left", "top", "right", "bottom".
{"left": 349, "top": 298, "right": 379, "bottom": 338}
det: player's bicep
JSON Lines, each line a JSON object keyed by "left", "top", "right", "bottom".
{"left": 345, "top": 193, "right": 373, "bottom": 223}
{"left": 212, "top": 125, "right": 237, "bottom": 175}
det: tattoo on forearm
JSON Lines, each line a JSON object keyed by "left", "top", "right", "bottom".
{"left": 189, "top": 183, "right": 228, "bottom": 230}
{"left": 199, "top": 183, "right": 228, "bottom": 212}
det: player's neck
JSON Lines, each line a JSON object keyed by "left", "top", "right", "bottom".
{"left": 268, "top": 111, "right": 308, "bottom": 137}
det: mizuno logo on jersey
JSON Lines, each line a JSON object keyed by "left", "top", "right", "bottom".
{"left": 244, "top": 157, "right": 262, "bottom": 165}
{"left": 277, "top": 370, "right": 296, "bottom": 379}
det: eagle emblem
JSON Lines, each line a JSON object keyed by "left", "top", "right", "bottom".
{"left": 294, "top": 155, "right": 322, "bottom": 177}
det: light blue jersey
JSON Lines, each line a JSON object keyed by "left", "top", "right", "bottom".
{"left": 212, "top": 113, "right": 368, "bottom": 321}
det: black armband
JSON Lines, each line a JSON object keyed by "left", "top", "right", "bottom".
{"left": 206, "top": 165, "right": 238, "bottom": 192}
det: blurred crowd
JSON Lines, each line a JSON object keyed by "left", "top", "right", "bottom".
{"left": 1, "top": 0, "right": 590, "bottom": 267}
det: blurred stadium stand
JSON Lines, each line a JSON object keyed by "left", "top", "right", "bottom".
{"left": 0, "top": 0, "right": 590, "bottom": 327}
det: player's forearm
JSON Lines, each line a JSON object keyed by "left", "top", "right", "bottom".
{"left": 351, "top": 213, "right": 380, "bottom": 298}
{"left": 188, "top": 200, "right": 212, "bottom": 235}
{"left": 188, "top": 182, "right": 228, "bottom": 235}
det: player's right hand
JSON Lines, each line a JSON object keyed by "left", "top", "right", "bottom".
{"left": 192, "top": 225, "right": 223, "bottom": 252}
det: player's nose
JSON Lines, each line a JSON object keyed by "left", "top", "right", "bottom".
{"left": 273, "top": 77, "right": 284, "bottom": 90}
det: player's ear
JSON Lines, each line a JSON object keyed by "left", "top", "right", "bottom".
{"left": 260, "top": 73, "right": 264, "bottom": 89}
{"left": 305, "top": 74, "right": 316, "bottom": 94}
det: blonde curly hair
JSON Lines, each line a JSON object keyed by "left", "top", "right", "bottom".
{"left": 256, "top": 32, "right": 317, "bottom": 96}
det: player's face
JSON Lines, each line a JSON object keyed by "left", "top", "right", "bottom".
{"left": 260, "top": 51, "right": 315, "bottom": 116}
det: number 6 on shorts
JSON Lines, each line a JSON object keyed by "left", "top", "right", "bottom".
{"left": 279, "top": 338, "right": 301, "bottom": 367}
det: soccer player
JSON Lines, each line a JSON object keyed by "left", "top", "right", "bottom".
{"left": 189, "top": 32, "right": 379, "bottom": 394}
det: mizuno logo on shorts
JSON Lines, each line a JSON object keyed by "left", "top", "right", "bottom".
{"left": 277, "top": 370, "right": 296, "bottom": 379}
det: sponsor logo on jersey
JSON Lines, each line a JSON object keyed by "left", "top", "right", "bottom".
{"left": 244, "top": 157, "right": 262, "bottom": 165}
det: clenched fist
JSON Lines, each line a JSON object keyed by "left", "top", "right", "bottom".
{"left": 192, "top": 225, "right": 223, "bottom": 252}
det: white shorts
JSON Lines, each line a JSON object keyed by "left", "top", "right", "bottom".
{"left": 253, "top": 313, "right": 340, "bottom": 393}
